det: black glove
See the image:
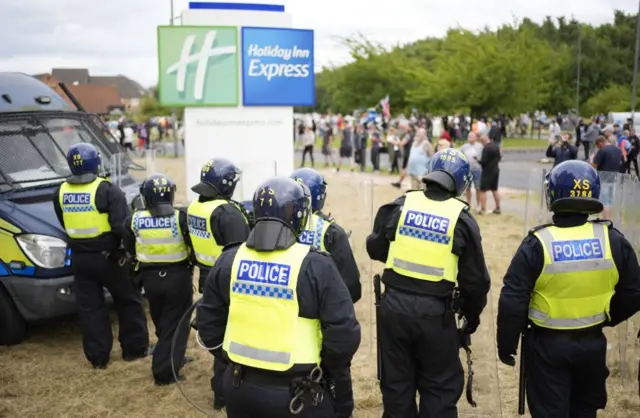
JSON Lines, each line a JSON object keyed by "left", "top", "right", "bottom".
{"left": 498, "top": 350, "right": 516, "bottom": 367}
{"left": 463, "top": 316, "right": 480, "bottom": 334}
{"left": 458, "top": 329, "right": 471, "bottom": 348}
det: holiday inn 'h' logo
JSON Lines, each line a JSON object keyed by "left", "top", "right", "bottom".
{"left": 157, "top": 26, "right": 239, "bottom": 106}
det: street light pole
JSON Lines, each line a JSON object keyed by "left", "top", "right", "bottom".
{"left": 576, "top": 24, "right": 582, "bottom": 116}
{"left": 631, "top": 0, "right": 640, "bottom": 122}
{"left": 170, "top": 0, "right": 179, "bottom": 158}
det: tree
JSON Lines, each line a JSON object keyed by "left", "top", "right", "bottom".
{"left": 310, "top": 10, "right": 640, "bottom": 117}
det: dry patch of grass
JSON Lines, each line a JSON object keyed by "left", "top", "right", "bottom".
{"left": 1, "top": 160, "right": 638, "bottom": 417}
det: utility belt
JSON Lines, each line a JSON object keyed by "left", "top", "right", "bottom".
{"left": 229, "top": 363, "right": 326, "bottom": 414}
{"left": 529, "top": 323, "right": 604, "bottom": 340}
{"left": 384, "top": 283, "right": 452, "bottom": 305}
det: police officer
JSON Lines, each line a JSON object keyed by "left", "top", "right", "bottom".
{"left": 366, "top": 148, "right": 491, "bottom": 418}
{"left": 497, "top": 160, "right": 640, "bottom": 417}
{"left": 123, "top": 174, "right": 194, "bottom": 385}
{"left": 53, "top": 143, "right": 149, "bottom": 369}
{"left": 187, "top": 158, "right": 250, "bottom": 409}
{"left": 290, "top": 168, "right": 361, "bottom": 302}
{"left": 196, "top": 177, "right": 361, "bottom": 418}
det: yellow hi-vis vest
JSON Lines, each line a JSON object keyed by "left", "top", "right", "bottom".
{"left": 187, "top": 199, "right": 226, "bottom": 267}
{"left": 59, "top": 178, "right": 111, "bottom": 239}
{"left": 529, "top": 222, "right": 619, "bottom": 330}
{"left": 223, "top": 243, "right": 321, "bottom": 372}
{"left": 386, "top": 191, "right": 466, "bottom": 282}
{"left": 298, "top": 212, "right": 333, "bottom": 251}
{"left": 131, "top": 210, "right": 188, "bottom": 264}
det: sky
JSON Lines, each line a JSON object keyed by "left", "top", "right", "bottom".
{"left": 1, "top": 0, "right": 640, "bottom": 88}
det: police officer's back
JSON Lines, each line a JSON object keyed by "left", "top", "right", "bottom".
{"left": 187, "top": 158, "right": 251, "bottom": 409}
{"left": 196, "top": 177, "right": 361, "bottom": 418}
{"left": 366, "top": 148, "right": 491, "bottom": 418}
{"left": 53, "top": 143, "right": 148, "bottom": 369}
{"left": 290, "top": 168, "right": 361, "bottom": 302}
{"left": 187, "top": 158, "right": 250, "bottom": 293}
{"left": 497, "top": 160, "right": 640, "bottom": 417}
{"left": 123, "top": 174, "right": 194, "bottom": 385}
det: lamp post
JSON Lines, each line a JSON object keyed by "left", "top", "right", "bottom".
{"left": 631, "top": 0, "right": 640, "bottom": 122}
{"left": 170, "top": 0, "right": 179, "bottom": 158}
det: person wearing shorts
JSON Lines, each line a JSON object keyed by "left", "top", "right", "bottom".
{"left": 460, "top": 133, "right": 483, "bottom": 209}
{"left": 477, "top": 136, "right": 501, "bottom": 214}
{"left": 337, "top": 121, "right": 355, "bottom": 172}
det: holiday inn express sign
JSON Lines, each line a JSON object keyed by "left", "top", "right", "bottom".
{"left": 157, "top": 25, "right": 315, "bottom": 107}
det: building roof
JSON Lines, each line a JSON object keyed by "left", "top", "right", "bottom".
{"left": 32, "top": 74, "right": 124, "bottom": 114}
{"left": 90, "top": 75, "right": 148, "bottom": 99}
{"left": 63, "top": 84, "right": 124, "bottom": 114}
{"left": 51, "top": 68, "right": 90, "bottom": 85}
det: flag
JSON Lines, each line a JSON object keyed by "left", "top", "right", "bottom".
{"left": 380, "top": 96, "right": 390, "bottom": 118}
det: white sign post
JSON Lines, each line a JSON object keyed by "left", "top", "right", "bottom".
{"left": 179, "top": 2, "right": 300, "bottom": 203}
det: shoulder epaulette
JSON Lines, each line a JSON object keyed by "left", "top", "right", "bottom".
{"left": 453, "top": 197, "right": 470, "bottom": 211}
{"left": 310, "top": 247, "right": 331, "bottom": 257}
{"left": 316, "top": 211, "right": 334, "bottom": 222}
{"left": 222, "top": 241, "right": 243, "bottom": 252}
{"left": 528, "top": 223, "right": 553, "bottom": 235}
{"left": 590, "top": 218, "right": 613, "bottom": 229}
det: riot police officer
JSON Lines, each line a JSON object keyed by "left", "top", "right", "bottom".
{"left": 497, "top": 160, "right": 640, "bottom": 417}
{"left": 290, "top": 168, "right": 361, "bottom": 302}
{"left": 366, "top": 148, "right": 491, "bottom": 418}
{"left": 196, "top": 177, "right": 361, "bottom": 418}
{"left": 53, "top": 143, "right": 149, "bottom": 369}
{"left": 187, "top": 158, "right": 250, "bottom": 409}
{"left": 123, "top": 174, "right": 194, "bottom": 385}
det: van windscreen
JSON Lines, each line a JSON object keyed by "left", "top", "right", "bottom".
{"left": 0, "top": 112, "right": 117, "bottom": 189}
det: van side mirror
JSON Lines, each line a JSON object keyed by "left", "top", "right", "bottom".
{"left": 131, "top": 194, "right": 145, "bottom": 211}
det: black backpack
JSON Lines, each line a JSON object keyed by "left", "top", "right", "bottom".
{"left": 629, "top": 135, "right": 640, "bottom": 159}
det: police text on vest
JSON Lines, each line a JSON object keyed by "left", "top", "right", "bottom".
{"left": 551, "top": 238, "right": 603, "bottom": 262}
{"left": 299, "top": 230, "right": 316, "bottom": 245}
{"left": 63, "top": 193, "right": 91, "bottom": 205}
{"left": 136, "top": 216, "right": 172, "bottom": 229}
{"left": 188, "top": 215, "right": 207, "bottom": 232}
{"left": 238, "top": 260, "right": 291, "bottom": 286}
{"left": 404, "top": 210, "right": 450, "bottom": 234}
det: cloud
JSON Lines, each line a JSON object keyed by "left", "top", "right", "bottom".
{"left": 0, "top": 0, "right": 638, "bottom": 87}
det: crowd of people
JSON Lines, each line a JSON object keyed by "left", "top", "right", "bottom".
{"left": 296, "top": 116, "right": 504, "bottom": 215}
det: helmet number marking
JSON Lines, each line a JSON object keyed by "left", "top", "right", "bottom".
{"left": 259, "top": 187, "right": 275, "bottom": 206}
{"left": 153, "top": 177, "right": 170, "bottom": 194}
{"left": 72, "top": 153, "right": 83, "bottom": 166}
{"left": 570, "top": 179, "right": 592, "bottom": 197}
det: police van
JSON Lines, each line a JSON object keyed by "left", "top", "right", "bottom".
{"left": 0, "top": 73, "right": 142, "bottom": 345}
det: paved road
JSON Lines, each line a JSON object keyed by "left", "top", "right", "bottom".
{"left": 294, "top": 149, "right": 546, "bottom": 191}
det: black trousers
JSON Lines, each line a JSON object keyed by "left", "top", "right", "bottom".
{"left": 379, "top": 290, "right": 463, "bottom": 418}
{"left": 526, "top": 328, "right": 608, "bottom": 418}
{"left": 141, "top": 265, "right": 193, "bottom": 382}
{"left": 222, "top": 366, "right": 336, "bottom": 418}
{"left": 72, "top": 252, "right": 149, "bottom": 366}
{"left": 198, "top": 266, "right": 210, "bottom": 294}
{"left": 301, "top": 145, "right": 314, "bottom": 167}
{"left": 582, "top": 142, "right": 591, "bottom": 160}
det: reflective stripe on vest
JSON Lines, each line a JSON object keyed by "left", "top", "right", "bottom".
{"left": 187, "top": 199, "right": 226, "bottom": 267}
{"left": 299, "top": 213, "right": 332, "bottom": 251}
{"left": 385, "top": 191, "right": 466, "bottom": 282}
{"left": 223, "top": 243, "right": 321, "bottom": 371}
{"left": 132, "top": 209, "right": 189, "bottom": 264}
{"left": 529, "top": 222, "right": 619, "bottom": 330}
{"left": 59, "top": 178, "right": 111, "bottom": 239}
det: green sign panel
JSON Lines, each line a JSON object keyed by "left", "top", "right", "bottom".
{"left": 157, "top": 26, "right": 239, "bottom": 107}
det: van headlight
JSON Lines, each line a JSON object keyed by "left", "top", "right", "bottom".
{"left": 16, "top": 234, "right": 67, "bottom": 269}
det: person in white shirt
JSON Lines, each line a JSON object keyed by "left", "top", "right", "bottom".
{"left": 300, "top": 125, "right": 316, "bottom": 167}
{"left": 123, "top": 125, "right": 134, "bottom": 151}
{"left": 459, "top": 132, "right": 484, "bottom": 209}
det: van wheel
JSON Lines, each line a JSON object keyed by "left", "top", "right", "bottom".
{"left": 0, "top": 285, "right": 27, "bottom": 345}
